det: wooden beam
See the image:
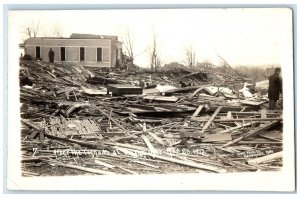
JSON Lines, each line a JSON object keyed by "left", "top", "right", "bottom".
{"left": 221, "top": 121, "right": 279, "bottom": 148}
{"left": 191, "top": 117, "right": 282, "bottom": 123}
{"left": 189, "top": 87, "right": 204, "bottom": 99}
{"left": 141, "top": 135, "right": 157, "bottom": 154}
{"left": 54, "top": 163, "right": 116, "bottom": 175}
{"left": 261, "top": 110, "right": 267, "bottom": 118}
{"left": 148, "top": 132, "right": 166, "bottom": 146}
{"left": 93, "top": 105, "right": 127, "bottom": 132}
{"left": 21, "top": 119, "right": 41, "bottom": 130}
{"left": 219, "top": 122, "right": 253, "bottom": 134}
{"left": 144, "top": 153, "right": 225, "bottom": 173}
{"left": 201, "top": 106, "right": 222, "bottom": 133}
{"left": 94, "top": 159, "right": 115, "bottom": 169}
{"left": 191, "top": 105, "right": 204, "bottom": 118}
{"left": 247, "top": 151, "right": 283, "bottom": 165}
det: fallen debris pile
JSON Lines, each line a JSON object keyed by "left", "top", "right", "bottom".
{"left": 20, "top": 60, "right": 283, "bottom": 176}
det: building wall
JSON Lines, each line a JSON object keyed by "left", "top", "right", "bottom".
{"left": 66, "top": 47, "right": 79, "bottom": 62}
{"left": 24, "top": 38, "right": 118, "bottom": 67}
{"left": 85, "top": 47, "right": 95, "bottom": 62}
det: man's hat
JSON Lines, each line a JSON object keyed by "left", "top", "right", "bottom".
{"left": 275, "top": 67, "right": 281, "bottom": 72}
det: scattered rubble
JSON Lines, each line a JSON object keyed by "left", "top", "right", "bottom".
{"left": 20, "top": 59, "right": 283, "bottom": 176}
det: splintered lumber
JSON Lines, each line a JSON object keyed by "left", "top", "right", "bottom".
{"left": 221, "top": 121, "right": 279, "bottom": 148}
{"left": 191, "top": 105, "right": 204, "bottom": 118}
{"left": 261, "top": 109, "right": 267, "bottom": 118}
{"left": 247, "top": 151, "right": 283, "bottom": 165}
{"left": 189, "top": 87, "right": 204, "bottom": 99}
{"left": 106, "top": 142, "right": 147, "bottom": 151}
{"left": 240, "top": 100, "right": 266, "bottom": 106}
{"left": 54, "top": 163, "right": 116, "bottom": 175}
{"left": 219, "top": 122, "right": 253, "bottom": 134}
{"left": 116, "top": 166, "right": 139, "bottom": 175}
{"left": 180, "top": 132, "right": 205, "bottom": 139}
{"left": 200, "top": 106, "right": 222, "bottom": 133}
{"left": 130, "top": 160, "right": 159, "bottom": 169}
{"left": 21, "top": 157, "right": 43, "bottom": 163}
{"left": 258, "top": 130, "right": 282, "bottom": 141}
{"left": 143, "top": 95, "right": 179, "bottom": 102}
{"left": 43, "top": 133, "right": 103, "bottom": 149}
{"left": 22, "top": 171, "right": 40, "bottom": 176}
{"left": 148, "top": 132, "right": 166, "bottom": 146}
{"left": 21, "top": 119, "right": 42, "bottom": 130}
{"left": 191, "top": 117, "right": 282, "bottom": 123}
{"left": 93, "top": 105, "right": 127, "bottom": 132}
{"left": 202, "top": 133, "right": 232, "bottom": 142}
{"left": 28, "top": 131, "right": 40, "bottom": 139}
{"left": 141, "top": 135, "right": 157, "bottom": 154}
{"left": 144, "top": 153, "right": 225, "bottom": 173}
{"left": 94, "top": 159, "right": 115, "bottom": 169}
{"left": 163, "top": 85, "right": 210, "bottom": 96}
{"left": 238, "top": 141, "right": 282, "bottom": 145}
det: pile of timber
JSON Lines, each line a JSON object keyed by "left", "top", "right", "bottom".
{"left": 20, "top": 60, "right": 283, "bottom": 176}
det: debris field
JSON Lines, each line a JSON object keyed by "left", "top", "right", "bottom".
{"left": 19, "top": 60, "right": 283, "bottom": 176}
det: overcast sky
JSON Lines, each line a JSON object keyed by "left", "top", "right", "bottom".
{"left": 9, "top": 8, "right": 293, "bottom": 68}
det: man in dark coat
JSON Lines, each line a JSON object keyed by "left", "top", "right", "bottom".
{"left": 268, "top": 67, "right": 282, "bottom": 110}
{"left": 48, "top": 48, "right": 55, "bottom": 63}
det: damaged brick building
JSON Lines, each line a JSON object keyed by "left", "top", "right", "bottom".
{"left": 23, "top": 33, "right": 123, "bottom": 67}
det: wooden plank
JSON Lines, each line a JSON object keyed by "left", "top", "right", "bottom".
{"left": 191, "top": 105, "right": 204, "bottom": 118}
{"left": 107, "top": 142, "right": 147, "bottom": 151}
{"left": 144, "top": 153, "right": 225, "bottom": 173}
{"left": 219, "top": 122, "right": 253, "bottom": 134}
{"left": 164, "top": 84, "right": 211, "bottom": 96}
{"left": 180, "top": 132, "right": 205, "bottom": 139}
{"left": 131, "top": 160, "right": 159, "bottom": 169}
{"left": 22, "top": 171, "right": 40, "bottom": 176}
{"left": 201, "top": 106, "right": 222, "bottom": 133}
{"left": 39, "top": 132, "right": 45, "bottom": 140}
{"left": 143, "top": 95, "right": 179, "bottom": 102}
{"left": 141, "top": 135, "right": 157, "bottom": 154}
{"left": 189, "top": 87, "right": 204, "bottom": 99}
{"left": 227, "top": 111, "right": 233, "bottom": 119}
{"left": 261, "top": 109, "right": 267, "bottom": 118}
{"left": 221, "top": 121, "right": 279, "bottom": 148}
{"left": 94, "top": 159, "right": 115, "bottom": 169}
{"left": 116, "top": 166, "right": 139, "bottom": 175}
{"left": 238, "top": 141, "right": 282, "bottom": 145}
{"left": 191, "top": 117, "right": 282, "bottom": 123}
{"left": 240, "top": 100, "right": 267, "bottom": 106}
{"left": 93, "top": 105, "right": 127, "bottom": 132}
{"left": 247, "top": 151, "right": 283, "bottom": 165}
{"left": 21, "top": 119, "right": 41, "bottom": 130}
{"left": 202, "top": 133, "right": 232, "bottom": 142}
{"left": 148, "top": 132, "right": 166, "bottom": 146}
{"left": 258, "top": 130, "right": 282, "bottom": 140}
{"left": 54, "top": 163, "right": 116, "bottom": 175}
{"left": 28, "top": 131, "right": 39, "bottom": 139}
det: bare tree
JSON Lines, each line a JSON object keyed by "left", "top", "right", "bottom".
{"left": 184, "top": 44, "right": 196, "bottom": 67}
{"left": 149, "top": 31, "right": 158, "bottom": 72}
{"left": 23, "top": 20, "right": 40, "bottom": 39}
{"left": 121, "top": 28, "right": 134, "bottom": 70}
{"left": 52, "top": 24, "right": 63, "bottom": 38}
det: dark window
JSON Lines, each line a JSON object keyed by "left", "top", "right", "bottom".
{"left": 97, "top": 48, "right": 102, "bottom": 62}
{"left": 80, "top": 47, "right": 85, "bottom": 61}
{"left": 36, "top": 46, "right": 41, "bottom": 59}
{"left": 60, "top": 47, "right": 65, "bottom": 61}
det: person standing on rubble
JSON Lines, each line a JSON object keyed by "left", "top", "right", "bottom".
{"left": 48, "top": 48, "right": 55, "bottom": 63}
{"left": 268, "top": 67, "right": 282, "bottom": 110}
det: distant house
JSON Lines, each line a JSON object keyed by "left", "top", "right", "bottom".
{"left": 23, "top": 33, "right": 122, "bottom": 67}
